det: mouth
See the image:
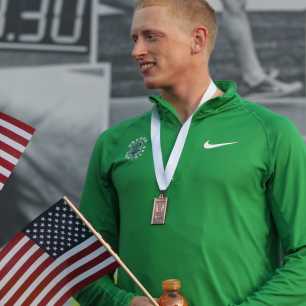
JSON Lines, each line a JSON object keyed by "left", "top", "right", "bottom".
{"left": 139, "top": 62, "right": 156, "bottom": 74}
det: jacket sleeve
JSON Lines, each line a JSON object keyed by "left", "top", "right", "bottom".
{"left": 74, "top": 135, "right": 136, "bottom": 306}
{"left": 232, "top": 118, "right": 306, "bottom": 306}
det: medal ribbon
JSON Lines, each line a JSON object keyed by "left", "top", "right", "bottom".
{"left": 151, "top": 80, "right": 217, "bottom": 192}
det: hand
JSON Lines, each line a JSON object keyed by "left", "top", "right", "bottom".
{"left": 130, "top": 296, "right": 159, "bottom": 306}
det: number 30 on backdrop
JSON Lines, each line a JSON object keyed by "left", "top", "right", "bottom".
{"left": 0, "top": 0, "right": 91, "bottom": 53}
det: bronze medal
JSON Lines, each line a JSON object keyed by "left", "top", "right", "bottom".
{"left": 151, "top": 194, "right": 168, "bottom": 225}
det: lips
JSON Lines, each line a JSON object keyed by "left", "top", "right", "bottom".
{"left": 139, "top": 62, "right": 156, "bottom": 73}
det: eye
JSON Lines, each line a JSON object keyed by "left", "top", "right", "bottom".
{"left": 145, "top": 33, "right": 157, "bottom": 42}
{"left": 131, "top": 35, "right": 138, "bottom": 43}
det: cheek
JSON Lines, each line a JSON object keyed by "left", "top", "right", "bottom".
{"left": 165, "top": 51, "right": 191, "bottom": 71}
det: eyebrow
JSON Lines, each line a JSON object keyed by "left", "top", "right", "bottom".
{"left": 130, "top": 29, "right": 166, "bottom": 38}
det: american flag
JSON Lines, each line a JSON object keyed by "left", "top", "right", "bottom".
{"left": 0, "top": 112, "right": 35, "bottom": 190}
{"left": 0, "top": 199, "right": 119, "bottom": 306}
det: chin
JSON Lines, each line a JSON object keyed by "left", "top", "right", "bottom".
{"left": 144, "top": 82, "right": 159, "bottom": 89}
{"left": 143, "top": 77, "right": 166, "bottom": 90}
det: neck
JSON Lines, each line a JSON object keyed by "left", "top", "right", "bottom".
{"left": 160, "top": 76, "right": 223, "bottom": 122}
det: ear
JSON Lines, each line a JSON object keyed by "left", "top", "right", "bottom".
{"left": 191, "top": 26, "right": 208, "bottom": 54}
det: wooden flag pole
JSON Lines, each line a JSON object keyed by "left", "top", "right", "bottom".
{"left": 64, "top": 196, "right": 159, "bottom": 306}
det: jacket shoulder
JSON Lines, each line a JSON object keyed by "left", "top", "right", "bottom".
{"left": 97, "top": 111, "right": 151, "bottom": 144}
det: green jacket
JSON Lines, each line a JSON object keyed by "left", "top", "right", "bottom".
{"left": 76, "top": 81, "right": 306, "bottom": 306}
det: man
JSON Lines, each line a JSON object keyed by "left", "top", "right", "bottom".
{"left": 76, "top": 0, "right": 306, "bottom": 305}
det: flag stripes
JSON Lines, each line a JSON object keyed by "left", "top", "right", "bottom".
{"left": 0, "top": 244, "right": 40, "bottom": 290}
{"left": 4, "top": 256, "right": 53, "bottom": 306}
{"left": 35, "top": 248, "right": 114, "bottom": 305}
{"left": 0, "top": 150, "right": 18, "bottom": 166}
{"left": 0, "top": 113, "right": 35, "bottom": 137}
{"left": 1, "top": 133, "right": 27, "bottom": 152}
{"left": 0, "top": 230, "right": 118, "bottom": 306}
{"left": 50, "top": 258, "right": 118, "bottom": 306}
{"left": 0, "top": 249, "right": 46, "bottom": 302}
{"left": 0, "top": 112, "right": 35, "bottom": 190}
{"left": 55, "top": 262, "right": 118, "bottom": 306}
{"left": 0, "top": 238, "right": 35, "bottom": 280}
{"left": 0, "top": 157, "right": 14, "bottom": 171}
{"left": 0, "top": 234, "right": 29, "bottom": 270}
{"left": 0, "top": 165, "right": 11, "bottom": 177}
{"left": 0, "top": 141, "right": 22, "bottom": 159}
{"left": 0, "top": 173, "right": 7, "bottom": 183}
{"left": 0, "top": 126, "right": 29, "bottom": 147}
{"left": 22, "top": 238, "right": 101, "bottom": 305}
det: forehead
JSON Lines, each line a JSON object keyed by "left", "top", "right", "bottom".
{"left": 131, "top": 6, "right": 179, "bottom": 34}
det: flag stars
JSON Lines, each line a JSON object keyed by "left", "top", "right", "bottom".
{"left": 23, "top": 201, "right": 92, "bottom": 258}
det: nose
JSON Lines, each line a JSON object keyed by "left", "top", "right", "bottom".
{"left": 131, "top": 38, "right": 148, "bottom": 59}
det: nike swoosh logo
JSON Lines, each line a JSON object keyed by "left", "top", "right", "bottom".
{"left": 203, "top": 140, "right": 239, "bottom": 149}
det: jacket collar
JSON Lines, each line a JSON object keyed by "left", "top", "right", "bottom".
{"left": 149, "top": 80, "right": 240, "bottom": 124}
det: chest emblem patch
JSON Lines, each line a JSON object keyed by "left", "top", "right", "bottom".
{"left": 125, "top": 137, "right": 148, "bottom": 160}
